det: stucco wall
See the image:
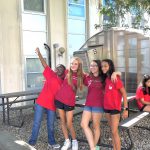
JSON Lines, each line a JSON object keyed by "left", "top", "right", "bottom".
{"left": 0, "top": 0, "right": 22, "bottom": 93}
{"left": 48, "top": 0, "right": 68, "bottom": 68}
{"left": 88, "top": 0, "right": 101, "bottom": 36}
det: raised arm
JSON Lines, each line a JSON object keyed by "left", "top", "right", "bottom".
{"left": 35, "top": 47, "right": 48, "bottom": 68}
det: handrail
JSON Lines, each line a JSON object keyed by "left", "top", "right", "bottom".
{"left": 78, "top": 30, "right": 104, "bottom": 51}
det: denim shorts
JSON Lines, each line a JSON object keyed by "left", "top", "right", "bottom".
{"left": 84, "top": 106, "right": 104, "bottom": 113}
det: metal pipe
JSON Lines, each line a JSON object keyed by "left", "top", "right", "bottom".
{"left": 44, "top": 43, "right": 51, "bottom": 67}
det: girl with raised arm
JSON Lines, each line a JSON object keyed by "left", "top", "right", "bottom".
{"left": 29, "top": 48, "right": 66, "bottom": 150}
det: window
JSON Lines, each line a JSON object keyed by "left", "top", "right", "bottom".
{"left": 22, "top": 31, "right": 46, "bottom": 55}
{"left": 69, "top": 4, "right": 85, "bottom": 17}
{"left": 26, "top": 58, "right": 45, "bottom": 88}
{"left": 22, "top": 0, "right": 47, "bottom": 89}
{"left": 68, "top": 0, "right": 86, "bottom": 58}
{"left": 22, "top": 14, "right": 46, "bottom": 31}
{"left": 23, "top": 0, "right": 44, "bottom": 12}
{"left": 102, "top": 0, "right": 116, "bottom": 26}
{"left": 68, "top": 0, "right": 85, "bottom": 18}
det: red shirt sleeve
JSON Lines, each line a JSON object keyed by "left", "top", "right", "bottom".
{"left": 115, "top": 76, "right": 123, "bottom": 89}
{"left": 43, "top": 66, "right": 56, "bottom": 81}
{"left": 136, "top": 87, "right": 144, "bottom": 99}
{"left": 83, "top": 74, "right": 89, "bottom": 86}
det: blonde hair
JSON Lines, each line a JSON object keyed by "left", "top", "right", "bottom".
{"left": 67, "top": 57, "right": 84, "bottom": 91}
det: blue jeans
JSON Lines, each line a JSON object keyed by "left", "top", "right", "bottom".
{"left": 28, "top": 104, "right": 56, "bottom": 145}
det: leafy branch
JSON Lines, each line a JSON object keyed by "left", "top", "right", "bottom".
{"left": 98, "top": 0, "right": 150, "bottom": 31}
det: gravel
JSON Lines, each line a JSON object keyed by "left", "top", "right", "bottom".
{"left": 0, "top": 109, "right": 150, "bottom": 150}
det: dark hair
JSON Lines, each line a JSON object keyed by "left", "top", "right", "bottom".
{"left": 101, "top": 59, "right": 115, "bottom": 87}
{"left": 56, "top": 64, "right": 66, "bottom": 70}
{"left": 56, "top": 64, "right": 66, "bottom": 80}
{"left": 89, "top": 60, "right": 102, "bottom": 77}
{"left": 102, "top": 59, "right": 115, "bottom": 77}
{"left": 142, "top": 74, "right": 150, "bottom": 95}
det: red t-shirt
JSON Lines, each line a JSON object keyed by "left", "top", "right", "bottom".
{"left": 104, "top": 76, "right": 123, "bottom": 111}
{"left": 136, "top": 86, "right": 150, "bottom": 110}
{"left": 36, "top": 66, "right": 63, "bottom": 111}
{"left": 84, "top": 75, "right": 104, "bottom": 107}
{"left": 55, "top": 72, "right": 78, "bottom": 106}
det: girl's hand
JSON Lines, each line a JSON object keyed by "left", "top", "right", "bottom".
{"left": 111, "top": 72, "right": 117, "bottom": 82}
{"left": 122, "top": 110, "right": 128, "bottom": 120}
{"left": 35, "top": 47, "right": 40, "bottom": 55}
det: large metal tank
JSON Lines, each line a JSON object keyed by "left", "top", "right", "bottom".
{"left": 74, "top": 27, "right": 150, "bottom": 94}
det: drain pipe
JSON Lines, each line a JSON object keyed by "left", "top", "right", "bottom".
{"left": 53, "top": 43, "right": 59, "bottom": 67}
{"left": 44, "top": 43, "right": 51, "bottom": 67}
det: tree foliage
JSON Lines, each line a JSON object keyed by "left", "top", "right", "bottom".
{"left": 98, "top": 0, "right": 150, "bottom": 31}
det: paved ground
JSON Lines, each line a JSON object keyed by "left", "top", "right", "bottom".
{"left": 0, "top": 109, "right": 150, "bottom": 150}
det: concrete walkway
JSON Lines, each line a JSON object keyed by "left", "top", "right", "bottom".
{"left": 0, "top": 130, "right": 36, "bottom": 150}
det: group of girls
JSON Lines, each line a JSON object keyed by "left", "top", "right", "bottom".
{"left": 28, "top": 48, "right": 129, "bottom": 150}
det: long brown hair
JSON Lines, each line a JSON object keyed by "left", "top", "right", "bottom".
{"left": 67, "top": 57, "right": 84, "bottom": 91}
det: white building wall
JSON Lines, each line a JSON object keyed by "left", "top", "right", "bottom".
{"left": 48, "top": 0, "right": 67, "bottom": 67}
{"left": 0, "top": 0, "right": 23, "bottom": 93}
{"left": 88, "top": 0, "right": 101, "bottom": 36}
{"left": 0, "top": 0, "right": 69, "bottom": 93}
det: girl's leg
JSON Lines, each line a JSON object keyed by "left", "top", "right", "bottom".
{"left": 28, "top": 104, "right": 44, "bottom": 145}
{"left": 47, "top": 109, "right": 56, "bottom": 145}
{"left": 81, "top": 110, "right": 95, "bottom": 150}
{"left": 105, "top": 113, "right": 116, "bottom": 150}
{"left": 143, "top": 105, "right": 150, "bottom": 111}
{"left": 66, "top": 110, "right": 78, "bottom": 150}
{"left": 57, "top": 108, "right": 69, "bottom": 139}
{"left": 58, "top": 109, "right": 71, "bottom": 150}
{"left": 66, "top": 110, "right": 75, "bottom": 139}
{"left": 110, "top": 114, "right": 121, "bottom": 150}
{"left": 92, "top": 112, "right": 102, "bottom": 146}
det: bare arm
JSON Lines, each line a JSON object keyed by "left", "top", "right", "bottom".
{"left": 35, "top": 47, "right": 48, "bottom": 68}
{"left": 111, "top": 71, "right": 121, "bottom": 82}
{"left": 120, "top": 87, "right": 128, "bottom": 119}
{"left": 139, "top": 98, "right": 150, "bottom": 105}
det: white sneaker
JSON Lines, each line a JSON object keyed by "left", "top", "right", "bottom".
{"left": 48, "top": 143, "right": 61, "bottom": 149}
{"left": 72, "top": 140, "right": 78, "bottom": 150}
{"left": 61, "top": 139, "right": 71, "bottom": 150}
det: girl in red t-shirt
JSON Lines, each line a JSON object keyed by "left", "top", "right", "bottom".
{"left": 55, "top": 57, "right": 84, "bottom": 150}
{"left": 101, "top": 59, "right": 128, "bottom": 150}
{"left": 81, "top": 60, "right": 104, "bottom": 150}
{"left": 29, "top": 48, "right": 66, "bottom": 149}
{"left": 136, "top": 74, "right": 150, "bottom": 111}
